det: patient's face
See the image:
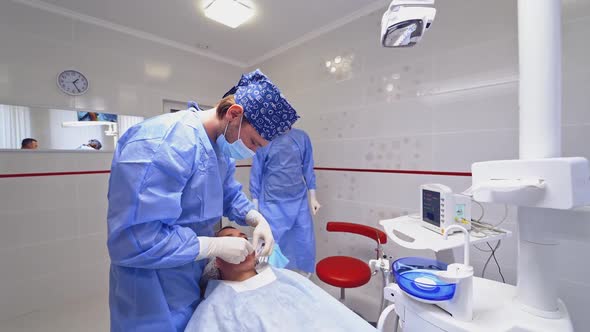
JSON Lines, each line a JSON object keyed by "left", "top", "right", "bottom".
{"left": 215, "top": 228, "right": 257, "bottom": 274}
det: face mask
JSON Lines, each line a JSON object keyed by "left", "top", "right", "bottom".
{"left": 267, "top": 245, "right": 290, "bottom": 269}
{"left": 216, "top": 116, "right": 255, "bottom": 160}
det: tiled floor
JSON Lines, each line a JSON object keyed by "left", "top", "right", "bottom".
{"left": 0, "top": 292, "right": 109, "bottom": 332}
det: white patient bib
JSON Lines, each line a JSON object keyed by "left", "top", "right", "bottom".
{"left": 222, "top": 265, "right": 277, "bottom": 293}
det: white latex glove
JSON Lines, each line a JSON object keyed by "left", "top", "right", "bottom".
{"left": 252, "top": 198, "right": 259, "bottom": 211}
{"left": 309, "top": 189, "right": 321, "bottom": 215}
{"left": 196, "top": 236, "right": 254, "bottom": 264}
{"left": 245, "top": 210, "right": 275, "bottom": 257}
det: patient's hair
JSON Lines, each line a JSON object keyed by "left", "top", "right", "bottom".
{"left": 215, "top": 226, "right": 237, "bottom": 236}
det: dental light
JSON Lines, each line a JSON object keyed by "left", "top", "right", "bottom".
{"left": 381, "top": 0, "right": 436, "bottom": 48}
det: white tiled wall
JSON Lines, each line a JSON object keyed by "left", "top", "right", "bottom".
{"left": 253, "top": 0, "right": 590, "bottom": 328}
{"left": 0, "top": 1, "right": 241, "bottom": 118}
{"left": 0, "top": 151, "right": 112, "bottom": 322}
{"left": 0, "top": 0, "right": 243, "bottom": 326}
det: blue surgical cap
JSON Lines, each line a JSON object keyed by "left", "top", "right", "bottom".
{"left": 234, "top": 69, "right": 299, "bottom": 141}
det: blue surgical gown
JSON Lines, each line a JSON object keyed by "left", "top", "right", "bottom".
{"left": 107, "top": 110, "right": 254, "bottom": 332}
{"left": 250, "top": 128, "right": 317, "bottom": 272}
{"left": 185, "top": 266, "right": 377, "bottom": 332}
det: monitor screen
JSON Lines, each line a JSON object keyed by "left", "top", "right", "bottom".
{"left": 77, "top": 111, "right": 117, "bottom": 122}
{"left": 422, "top": 189, "right": 441, "bottom": 227}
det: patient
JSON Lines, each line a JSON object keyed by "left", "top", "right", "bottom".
{"left": 185, "top": 227, "right": 376, "bottom": 332}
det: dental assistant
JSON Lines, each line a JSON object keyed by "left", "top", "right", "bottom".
{"left": 106, "top": 69, "right": 299, "bottom": 332}
{"left": 250, "top": 128, "right": 320, "bottom": 273}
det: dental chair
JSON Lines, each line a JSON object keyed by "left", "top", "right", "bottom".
{"left": 316, "top": 221, "right": 389, "bottom": 316}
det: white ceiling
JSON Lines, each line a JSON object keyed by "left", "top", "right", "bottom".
{"left": 10, "top": 0, "right": 590, "bottom": 68}
{"left": 17, "top": 0, "right": 386, "bottom": 68}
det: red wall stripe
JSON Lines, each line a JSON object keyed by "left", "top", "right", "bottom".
{"left": 0, "top": 167, "right": 472, "bottom": 178}
{"left": 0, "top": 170, "right": 111, "bottom": 178}
{"left": 238, "top": 165, "right": 472, "bottom": 176}
{"left": 313, "top": 167, "right": 472, "bottom": 177}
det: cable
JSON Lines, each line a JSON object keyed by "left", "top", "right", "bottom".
{"left": 491, "top": 204, "right": 509, "bottom": 228}
{"left": 466, "top": 196, "right": 509, "bottom": 283}
{"left": 487, "top": 242, "right": 506, "bottom": 283}
{"left": 468, "top": 201, "right": 507, "bottom": 283}
{"left": 471, "top": 221, "right": 507, "bottom": 234}
{"left": 471, "top": 203, "right": 509, "bottom": 234}
{"left": 471, "top": 201, "right": 509, "bottom": 227}
{"left": 481, "top": 242, "right": 496, "bottom": 278}
{"left": 481, "top": 240, "right": 505, "bottom": 283}
{"left": 473, "top": 242, "right": 492, "bottom": 252}
{"left": 469, "top": 222, "right": 504, "bottom": 239}
{"left": 472, "top": 200, "right": 485, "bottom": 222}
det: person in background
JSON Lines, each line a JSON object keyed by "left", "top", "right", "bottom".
{"left": 21, "top": 138, "right": 38, "bottom": 149}
{"left": 77, "top": 139, "right": 102, "bottom": 150}
{"left": 107, "top": 69, "right": 299, "bottom": 332}
{"left": 250, "top": 128, "right": 320, "bottom": 274}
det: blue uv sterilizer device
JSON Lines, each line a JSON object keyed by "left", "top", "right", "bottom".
{"left": 392, "top": 257, "right": 456, "bottom": 302}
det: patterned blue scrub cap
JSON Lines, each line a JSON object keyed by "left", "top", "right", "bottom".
{"left": 233, "top": 69, "right": 299, "bottom": 141}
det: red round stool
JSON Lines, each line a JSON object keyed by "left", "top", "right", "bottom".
{"left": 316, "top": 221, "right": 387, "bottom": 302}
